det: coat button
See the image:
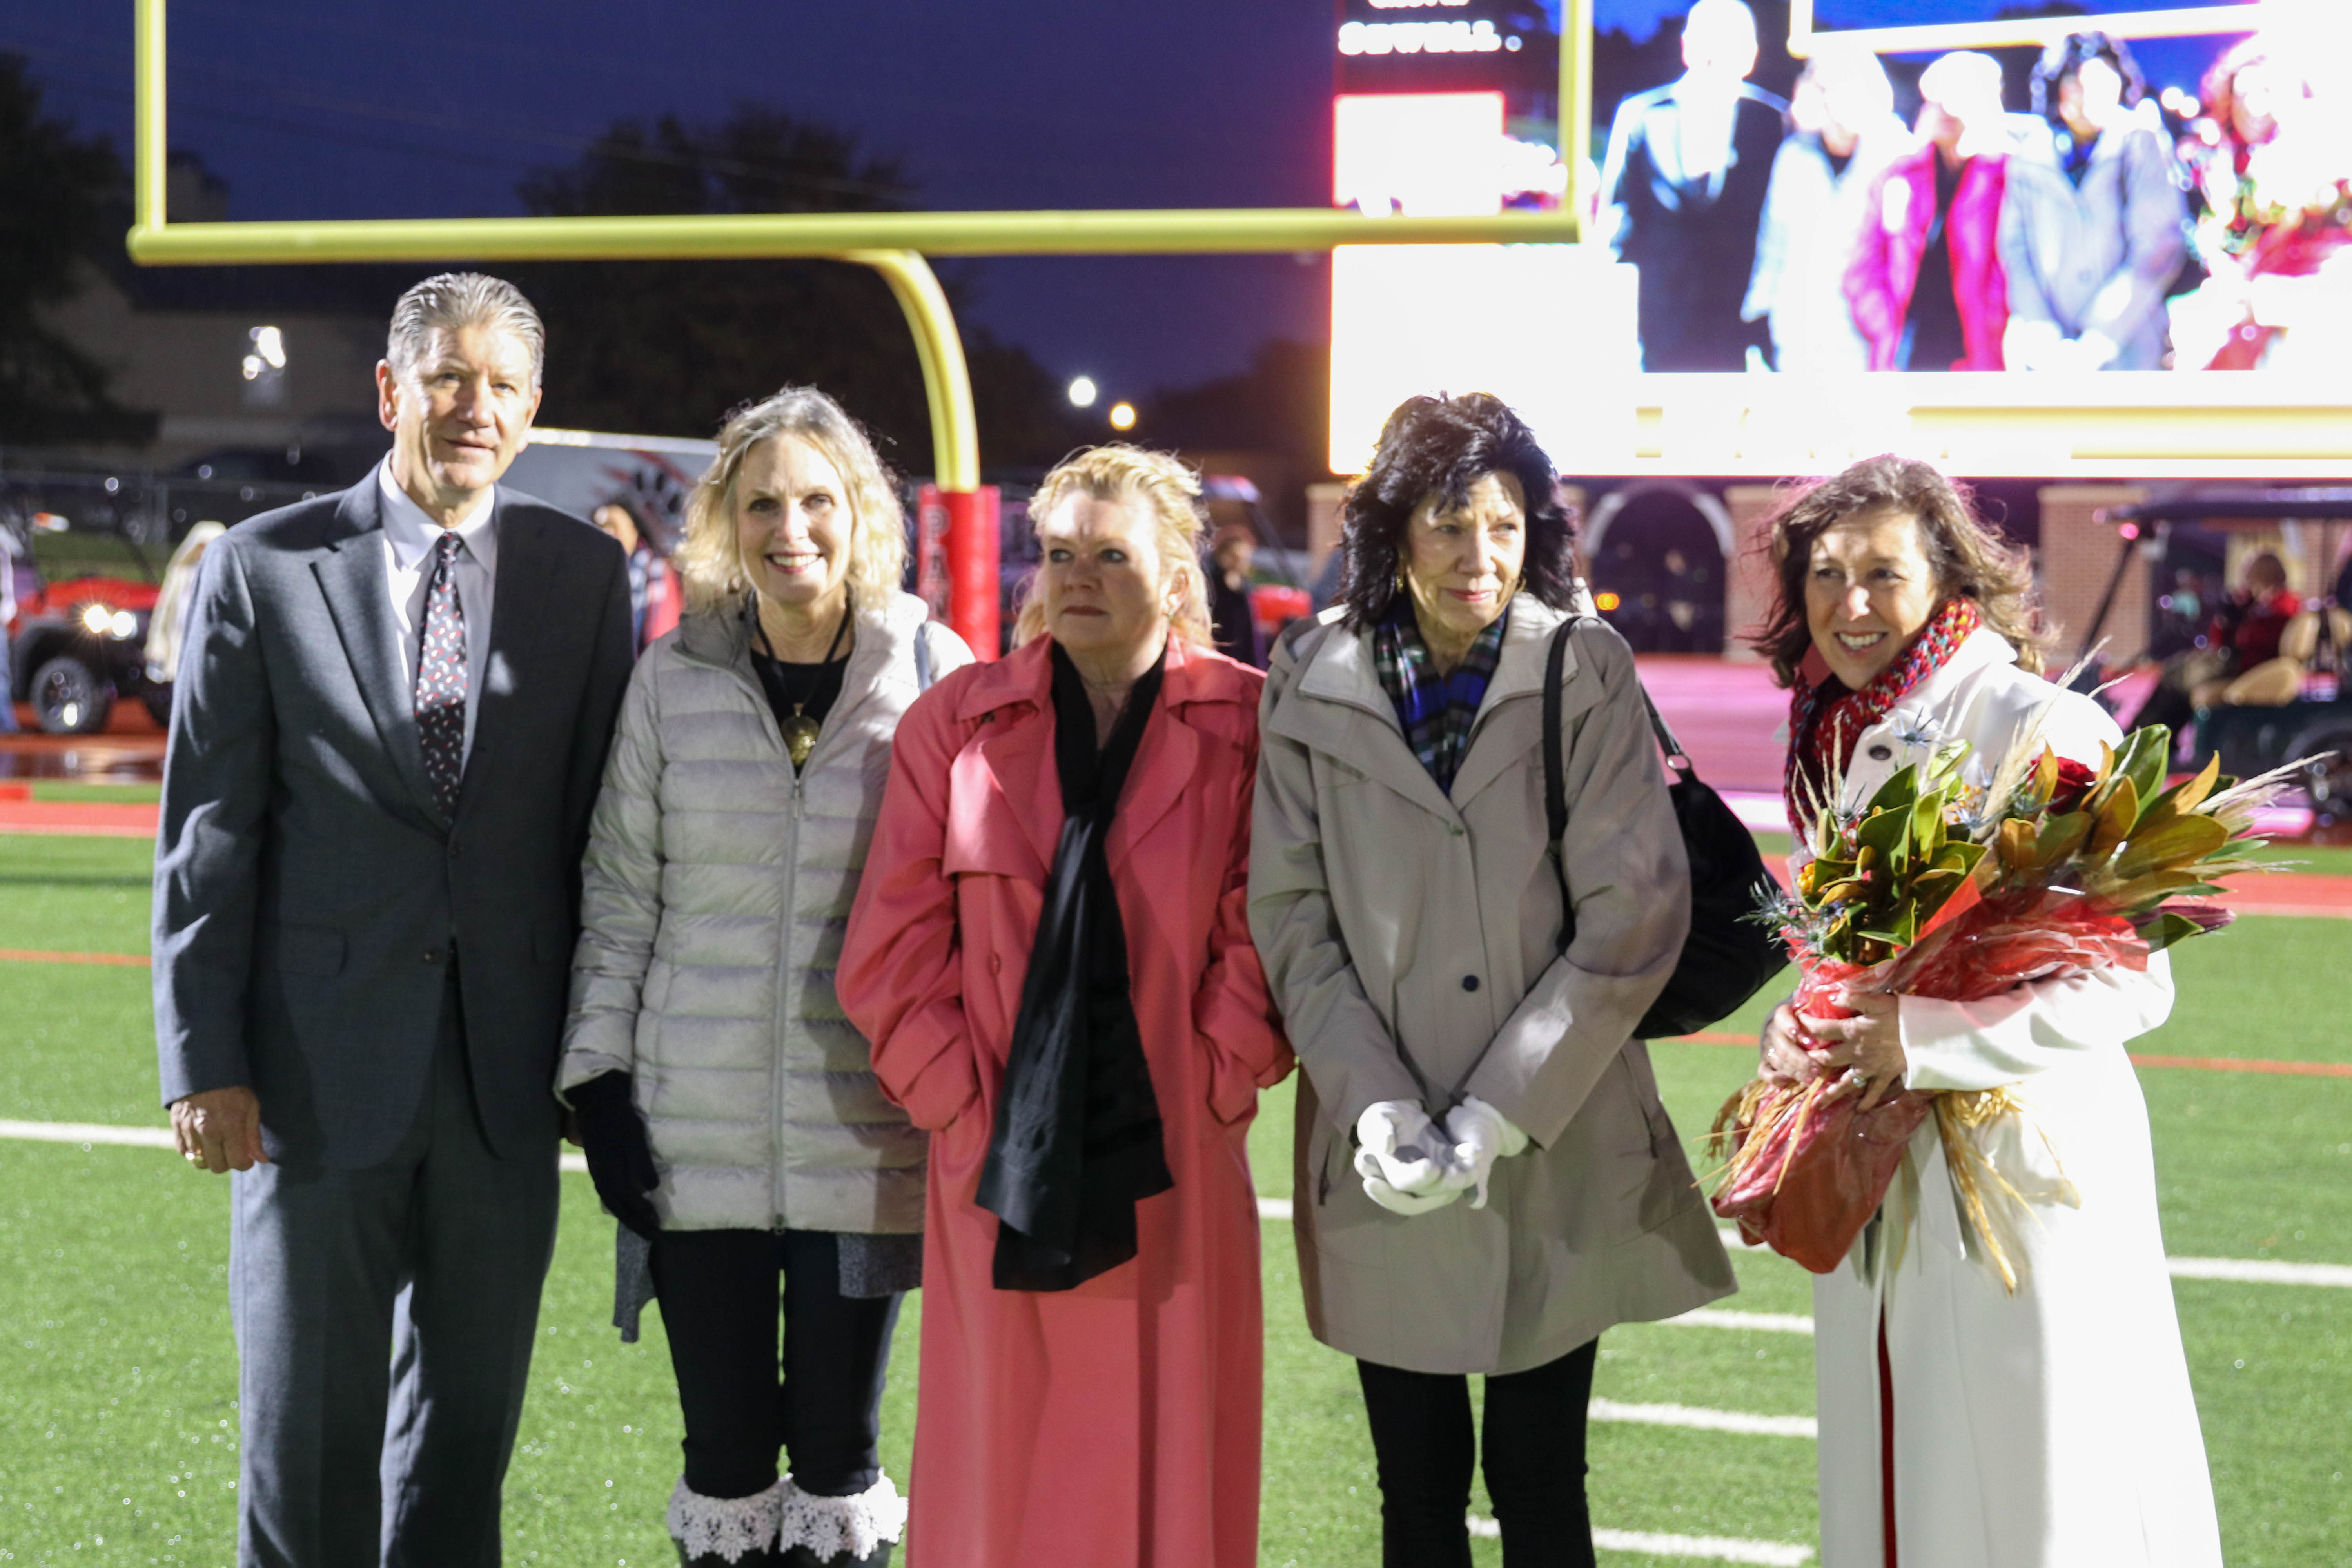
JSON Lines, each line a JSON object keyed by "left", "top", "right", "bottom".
{"left": 1868, "top": 744, "right": 1893, "bottom": 761}
{"left": 988, "top": 953, "right": 1003, "bottom": 975}
{"left": 1461, "top": 975, "right": 1481, "bottom": 993}
{"left": 422, "top": 948, "right": 441, "bottom": 965}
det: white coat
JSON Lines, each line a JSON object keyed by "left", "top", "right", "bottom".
{"left": 1790, "top": 626, "right": 2222, "bottom": 1568}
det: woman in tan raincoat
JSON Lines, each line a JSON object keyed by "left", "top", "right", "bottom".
{"left": 1248, "top": 394, "right": 1734, "bottom": 1568}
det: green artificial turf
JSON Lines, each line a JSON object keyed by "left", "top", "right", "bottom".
{"left": 0, "top": 834, "right": 154, "bottom": 958}
{"left": 29, "top": 782, "right": 163, "bottom": 805}
{"left": 4, "top": 833, "right": 2348, "bottom": 1563}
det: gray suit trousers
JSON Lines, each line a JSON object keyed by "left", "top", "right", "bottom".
{"left": 229, "top": 976, "right": 559, "bottom": 1568}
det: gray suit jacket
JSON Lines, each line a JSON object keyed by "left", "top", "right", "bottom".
{"left": 152, "top": 477, "right": 634, "bottom": 1167}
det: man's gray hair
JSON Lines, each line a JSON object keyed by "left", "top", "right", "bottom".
{"left": 385, "top": 272, "right": 546, "bottom": 387}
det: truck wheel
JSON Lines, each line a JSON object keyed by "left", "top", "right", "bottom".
{"left": 2286, "top": 719, "right": 2352, "bottom": 812}
{"left": 32, "top": 655, "right": 113, "bottom": 735}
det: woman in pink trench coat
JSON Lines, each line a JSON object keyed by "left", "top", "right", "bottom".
{"left": 837, "top": 446, "right": 1292, "bottom": 1568}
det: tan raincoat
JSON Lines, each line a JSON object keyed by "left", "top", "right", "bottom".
{"left": 1249, "top": 599, "right": 1734, "bottom": 1374}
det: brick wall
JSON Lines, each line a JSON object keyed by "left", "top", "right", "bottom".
{"left": 1723, "top": 484, "right": 1786, "bottom": 662}
{"left": 2038, "top": 485, "right": 2150, "bottom": 666}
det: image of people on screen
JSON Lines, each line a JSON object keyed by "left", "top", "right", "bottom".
{"left": 1597, "top": 0, "right": 1789, "bottom": 370}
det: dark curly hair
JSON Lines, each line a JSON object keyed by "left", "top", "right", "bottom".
{"left": 1336, "top": 393, "right": 1578, "bottom": 630}
{"left": 2032, "top": 30, "right": 2145, "bottom": 124}
{"left": 1749, "top": 455, "right": 2047, "bottom": 687}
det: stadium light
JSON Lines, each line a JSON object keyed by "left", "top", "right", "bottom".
{"left": 1067, "top": 377, "right": 1098, "bottom": 408}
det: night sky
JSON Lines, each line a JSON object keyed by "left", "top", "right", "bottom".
{"left": 2, "top": 1, "right": 2252, "bottom": 399}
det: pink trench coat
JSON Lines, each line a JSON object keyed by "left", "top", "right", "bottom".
{"left": 837, "top": 634, "right": 1293, "bottom": 1568}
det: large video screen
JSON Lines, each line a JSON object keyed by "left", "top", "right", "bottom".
{"left": 1328, "top": 1, "right": 2352, "bottom": 473}
{"left": 1606, "top": 1, "right": 2345, "bottom": 376}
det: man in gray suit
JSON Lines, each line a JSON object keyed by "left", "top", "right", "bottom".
{"left": 154, "top": 272, "right": 634, "bottom": 1567}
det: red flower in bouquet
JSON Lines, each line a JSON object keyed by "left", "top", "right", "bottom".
{"left": 2047, "top": 754, "right": 2099, "bottom": 812}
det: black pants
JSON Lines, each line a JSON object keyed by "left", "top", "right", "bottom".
{"left": 1356, "top": 1339, "right": 1600, "bottom": 1568}
{"left": 649, "top": 1228, "right": 903, "bottom": 1501}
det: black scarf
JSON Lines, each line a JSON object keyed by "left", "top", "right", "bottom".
{"left": 975, "top": 641, "right": 1174, "bottom": 1291}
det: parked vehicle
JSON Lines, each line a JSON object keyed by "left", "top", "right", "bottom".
{"left": 2102, "top": 488, "right": 2352, "bottom": 812}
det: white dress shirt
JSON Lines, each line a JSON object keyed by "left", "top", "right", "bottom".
{"left": 377, "top": 460, "right": 498, "bottom": 766}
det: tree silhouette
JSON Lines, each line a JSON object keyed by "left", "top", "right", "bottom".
{"left": 0, "top": 54, "right": 156, "bottom": 444}
{"left": 512, "top": 106, "right": 1082, "bottom": 476}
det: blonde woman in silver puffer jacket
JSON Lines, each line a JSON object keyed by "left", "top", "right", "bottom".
{"left": 560, "top": 387, "right": 970, "bottom": 1568}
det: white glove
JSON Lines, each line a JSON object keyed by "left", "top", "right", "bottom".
{"left": 1442, "top": 1096, "right": 1531, "bottom": 1210}
{"left": 1354, "top": 1101, "right": 1461, "bottom": 1216}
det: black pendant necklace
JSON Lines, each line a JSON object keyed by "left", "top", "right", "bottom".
{"left": 753, "top": 590, "right": 852, "bottom": 769}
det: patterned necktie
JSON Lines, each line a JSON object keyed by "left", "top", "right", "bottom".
{"left": 415, "top": 531, "right": 467, "bottom": 819}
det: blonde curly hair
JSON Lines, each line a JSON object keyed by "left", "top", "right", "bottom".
{"left": 675, "top": 387, "right": 906, "bottom": 615}
{"left": 1011, "top": 445, "right": 1214, "bottom": 648}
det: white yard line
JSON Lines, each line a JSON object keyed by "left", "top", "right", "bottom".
{"left": 14, "top": 1132, "right": 2350, "bottom": 1289}
{"left": 2168, "top": 1256, "right": 2352, "bottom": 1288}
{"left": 1665, "top": 1307, "right": 1816, "bottom": 1335}
{"left": 1470, "top": 1516, "right": 1815, "bottom": 1564}
{"left": 0, "top": 1119, "right": 596, "bottom": 1172}
{"left": 1722, "top": 1225, "right": 2352, "bottom": 1290}
{"left": 1590, "top": 1399, "right": 1818, "bottom": 1439}
{"left": 0, "top": 1119, "right": 174, "bottom": 1149}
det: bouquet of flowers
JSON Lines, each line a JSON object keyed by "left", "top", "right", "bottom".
{"left": 1709, "top": 719, "right": 2296, "bottom": 1289}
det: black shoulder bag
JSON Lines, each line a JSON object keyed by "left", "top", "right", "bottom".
{"left": 1543, "top": 619, "right": 1788, "bottom": 1040}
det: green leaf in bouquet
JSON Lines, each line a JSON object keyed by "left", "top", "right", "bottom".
{"left": 2114, "top": 726, "right": 2172, "bottom": 817}
{"left": 1994, "top": 816, "right": 2038, "bottom": 875}
{"left": 2029, "top": 746, "right": 2061, "bottom": 807}
{"left": 2087, "top": 739, "right": 2119, "bottom": 802}
{"left": 1865, "top": 766, "right": 1921, "bottom": 815}
{"left": 2035, "top": 810, "right": 2094, "bottom": 869}
{"left": 2111, "top": 813, "right": 2233, "bottom": 880}
{"left": 2136, "top": 754, "right": 2224, "bottom": 838}
{"left": 2088, "top": 777, "right": 2140, "bottom": 859}
{"left": 1856, "top": 807, "right": 1911, "bottom": 875}
{"left": 2140, "top": 910, "right": 2213, "bottom": 953}
{"left": 1911, "top": 790, "right": 1946, "bottom": 855}
{"left": 2100, "top": 869, "right": 2220, "bottom": 908}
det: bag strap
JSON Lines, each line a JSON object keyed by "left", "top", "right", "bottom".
{"left": 1544, "top": 612, "right": 1688, "bottom": 953}
{"left": 1543, "top": 619, "right": 1572, "bottom": 856}
{"left": 915, "top": 619, "right": 935, "bottom": 691}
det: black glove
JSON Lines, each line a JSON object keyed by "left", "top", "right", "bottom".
{"left": 568, "top": 1072, "right": 661, "bottom": 1241}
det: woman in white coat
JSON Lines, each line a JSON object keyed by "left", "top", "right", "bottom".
{"left": 1749, "top": 455, "right": 2221, "bottom": 1568}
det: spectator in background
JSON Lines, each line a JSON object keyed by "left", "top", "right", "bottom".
{"left": 141, "top": 520, "right": 229, "bottom": 724}
{"left": 1847, "top": 51, "right": 2015, "bottom": 371}
{"left": 1208, "top": 523, "right": 1263, "bottom": 668}
{"left": 596, "top": 499, "right": 680, "bottom": 653}
{"left": 0, "top": 521, "right": 21, "bottom": 732}
{"left": 2001, "top": 32, "right": 2189, "bottom": 372}
{"left": 1598, "top": 0, "right": 1788, "bottom": 370}
{"left": 1745, "top": 41, "right": 1908, "bottom": 371}
{"left": 2133, "top": 550, "right": 2300, "bottom": 735}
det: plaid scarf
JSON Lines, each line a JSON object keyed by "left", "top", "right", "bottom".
{"left": 1374, "top": 599, "right": 1510, "bottom": 795}
{"left": 1786, "top": 597, "right": 1982, "bottom": 835}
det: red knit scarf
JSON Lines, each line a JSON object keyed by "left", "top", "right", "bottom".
{"left": 1785, "top": 597, "right": 1982, "bottom": 836}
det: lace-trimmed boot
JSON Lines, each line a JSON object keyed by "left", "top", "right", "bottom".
{"left": 773, "top": 1472, "right": 906, "bottom": 1567}
{"left": 666, "top": 1476, "right": 788, "bottom": 1567}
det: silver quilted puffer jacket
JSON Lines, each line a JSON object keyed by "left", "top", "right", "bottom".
{"left": 559, "top": 589, "right": 972, "bottom": 1233}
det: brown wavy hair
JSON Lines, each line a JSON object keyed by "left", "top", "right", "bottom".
{"left": 1750, "top": 455, "right": 2046, "bottom": 687}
